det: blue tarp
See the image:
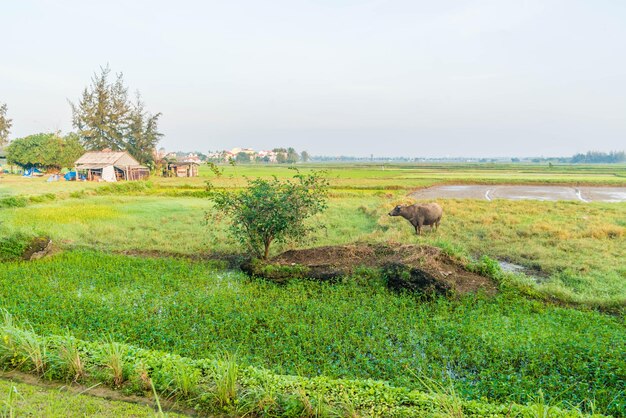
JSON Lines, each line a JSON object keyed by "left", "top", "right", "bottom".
{"left": 23, "top": 167, "right": 43, "bottom": 177}
{"left": 64, "top": 171, "right": 85, "bottom": 181}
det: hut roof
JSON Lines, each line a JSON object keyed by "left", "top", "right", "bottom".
{"left": 170, "top": 161, "right": 200, "bottom": 166}
{"left": 75, "top": 151, "right": 144, "bottom": 169}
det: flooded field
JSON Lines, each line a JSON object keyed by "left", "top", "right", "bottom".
{"left": 410, "top": 185, "right": 626, "bottom": 202}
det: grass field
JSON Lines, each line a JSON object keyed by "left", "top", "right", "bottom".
{"left": 2, "top": 162, "right": 626, "bottom": 197}
{"left": 0, "top": 163, "right": 625, "bottom": 416}
{"left": 1, "top": 251, "right": 624, "bottom": 414}
{"left": 0, "top": 377, "right": 185, "bottom": 417}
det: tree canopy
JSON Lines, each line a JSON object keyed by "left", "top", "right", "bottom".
{"left": 286, "top": 147, "right": 299, "bottom": 164}
{"left": 6, "top": 132, "right": 84, "bottom": 171}
{"left": 126, "top": 94, "right": 163, "bottom": 167}
{"left": 571, "top": 151, "right": 625, "bottom": 164}
{"left": 70, "top": 66, "right": 162, "bottom": 166}
{"left": 0, "top": 103, "right": 12, "bottom": 147}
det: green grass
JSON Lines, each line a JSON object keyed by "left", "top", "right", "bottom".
{"left": 0, "top": 377, "right": 186, "bottom": 417}
{"left": 1, "top": 322, "right": 603, "bottom": 418}
{"left": 1, "top": 190, "right": 624, "bottom": 306}
{"left": 0, "top": 163, "right": 625, "bottom": 415}
{"left": 2, "top": 162, "right": 625, "bottom": 198}
{"left": 0, "top": 251, "right": 623, "bottom": 415}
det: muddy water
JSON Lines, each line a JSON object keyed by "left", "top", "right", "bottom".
{"left": 498, "top": 261, "right": 543, "bottom": 283}
{"left": 410, "top": 185, "right": 626, "bottom": 202}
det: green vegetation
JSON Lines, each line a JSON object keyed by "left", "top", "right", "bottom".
{"left": 70, "top": 65, "right": 162, "bottom": 166}
{"left": 0, "top": 232, "right": 31, "bottom": 262}
{"left": 0, "top": 378, "right": 185, "bottom": 417}
{"left": 0, "top": 252, "right": 624, "bottom": 415}
{"left": 572, "top": 151, "right": 626, "bottom": 164}
{"left": 207, "top": 172, "right": 329, "bottom": 259}
{"left": 5, "top": 132, "right": 84, "bottom": 171}
{"left": 0, "top": 307, "right": 619, "bottom": 417}
{"left": 0, "top": 163, "right": 624, "bottom": 416}
{"left": 1, "top": 189, "right": 623, "bottom": 306}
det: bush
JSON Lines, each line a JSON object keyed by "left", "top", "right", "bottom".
{"left": 95, "top": 181, "right": 153, "bottom": 195}
{"left": 0, "top": 196, "right": 28, "bottom": 208}
{"left": 207, "top": 172, "right": 329, "bottom": 259}
{"left": 245, "top": 259, "right": 311, "bottom": 282}
{"left": 469, "top": 255, "right": 502, "bottom": 280}
{"left": 0, "top": 232, "right": 32, "bottom": 261}
{"left": 28, "top": 193, "right": 56, "bottom": 203}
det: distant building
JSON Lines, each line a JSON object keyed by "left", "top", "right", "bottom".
{"left": 257, "top": 150, "right": 277, "bottom": 163}
{"left": 181, "top": 153, "right": 202, "bottom": 163}
{"left": 74, "top": 151, "right": 149, "bottom": 181}
{"left": 164, "top": 161, "right": 199, "bottom": 177}
{"left": 205, "top": 147, "right": 294, "bottom": 164}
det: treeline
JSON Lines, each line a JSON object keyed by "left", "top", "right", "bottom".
{"left": 570, "top": 151, "right": 625, "bottom": 163}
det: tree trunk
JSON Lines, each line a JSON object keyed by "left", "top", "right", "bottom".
{"left": 263, "top": 238, "right": 273, "bottom": 260}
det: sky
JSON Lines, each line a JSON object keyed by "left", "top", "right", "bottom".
{"left": 1, "top": 0, "right": 625, "bottom": 158}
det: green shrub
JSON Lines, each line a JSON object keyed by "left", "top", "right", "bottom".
{"left": 95, "top": 181, "right": 153, "bottom": 195}
{"left": 246, "top": 259, "right": 311, "bottom": 282}
{"left": 28, "top": 193, "right": 56, "bottom": 203}
{"left": 69, "top": 190, "right": 87, "bottom": 199}
{"left": 469, "top": 255, "right": 503, "bottom": 279}
{"left": 0, "top": 196, "right": 27, "bottom": 208}
{"left": 207, "top": 172, "right": 328, "bottom": 259}
{"left": 0, "top": 233, "right": 31, "bottom": 261}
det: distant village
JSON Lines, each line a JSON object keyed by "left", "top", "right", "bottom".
{"left": 157, "top": 147, "right": 308, "bottom": 164}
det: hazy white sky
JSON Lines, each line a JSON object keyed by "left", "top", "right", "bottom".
{"left": 2, "top": 0, "right": 625, "bottom": 157}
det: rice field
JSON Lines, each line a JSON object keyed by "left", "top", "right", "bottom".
{"left": 0, "top": 162, "right": 625, "bottom": 416}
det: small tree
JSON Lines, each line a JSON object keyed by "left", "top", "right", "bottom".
{"left": 208, "top": 172, "right": 328, "bottom": 260}
{"left": 235, "top": 151, "right": 251, "bottom": 164}
{"left": 273, "top": 148, "right": 287, "bottom": 164}
{"left": 286, "top": 147, "right": 299, "bottom": 164}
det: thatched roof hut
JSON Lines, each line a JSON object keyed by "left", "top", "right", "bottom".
{"left": 75, "top": 151, "right": 149, "bottom": 181}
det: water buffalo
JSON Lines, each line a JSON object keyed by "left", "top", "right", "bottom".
{"left": 388, "top": 203, "right": 443, "bottom": 235}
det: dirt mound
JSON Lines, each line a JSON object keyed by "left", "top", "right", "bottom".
{"left": 22, "top": 237, "right": 53, "bottom": 261}
{"left": 270, "top": 243, "right": 497, "bottom": 295}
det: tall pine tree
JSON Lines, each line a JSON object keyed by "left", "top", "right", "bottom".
{"left": 70, "top": 66, "right": 162, "bottom": 165}
{"left": 126, "top": 94, "right": 163, "bottom": 167}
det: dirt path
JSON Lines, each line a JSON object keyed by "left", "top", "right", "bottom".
{"left": 410, "top": 185, "right": 626, "bottom": 202}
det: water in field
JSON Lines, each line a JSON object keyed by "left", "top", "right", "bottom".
{"left": 498, "top": 261, "right": 542, "bottom": 283}
{"left": 412, "top": 185, "right": 626, "bottom": 202}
